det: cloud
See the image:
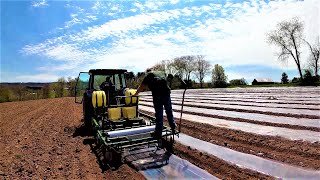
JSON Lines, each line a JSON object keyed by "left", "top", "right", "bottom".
{"left": 92, "top": 1, "right": 103, "bottom": 11}
{"left": 63, "top": 14, "right": 82, "bottom": 28}
{"left": 133, "top": 0, "right": 177, "bottom": 12}
{"left": 21, "top": 0, "right": 319, "bottom": 80}
{"left": 22, "top": 43, "right": 91, "bottom": 63}
{"left": 31, "top": 0, "right": 48, "bottom": 8}
{"left": 170, "top": 0, "right": 180, "bottom": 5}
{"left": 15, "top": 74, "right": 59, "bottom": 82}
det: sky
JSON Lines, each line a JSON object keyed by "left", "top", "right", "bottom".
{"left": 1, "top": 0, "right": 319, "bottom": 83}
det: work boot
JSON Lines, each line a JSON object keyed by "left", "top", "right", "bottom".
{"left": 157, "top": 138, "right": 164, "bottom": 149}
{"left": 171, "top": 128, "right": 175, "bottom": 135}
{"left": 151, "top": 131, "right": 161, "bottom": 140}
{"left": 171, "top": 123, "right": 176, "bottom": 135}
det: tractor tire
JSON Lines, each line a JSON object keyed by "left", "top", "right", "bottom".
{"left": 83, "top": 97, "right": 92, "bottom": 128}
{"left": 104, "top": 148, "right": 121, "bottom": 167}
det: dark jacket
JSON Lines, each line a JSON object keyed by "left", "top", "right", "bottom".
{"left": 142, "top": 71, "right": 170, "bottom": 95}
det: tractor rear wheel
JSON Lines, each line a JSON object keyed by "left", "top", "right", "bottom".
{"left": 83, "top": 97, "right": 92, "bottom": 128}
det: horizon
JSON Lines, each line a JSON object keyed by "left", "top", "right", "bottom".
{"left": 1, "top": 0, "right": 319, "bottom": 83}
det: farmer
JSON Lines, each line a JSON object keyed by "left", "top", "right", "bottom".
{"left": 134, "top": 69, "right": 176, "bottom": 139}
{"left": 100, "top": 76, "right": 113, "bottom": 91}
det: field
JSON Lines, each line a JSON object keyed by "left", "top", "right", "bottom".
{"left": 0, "top": 87, "right": 319, "bottom": 179}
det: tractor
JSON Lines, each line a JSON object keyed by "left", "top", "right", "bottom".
{"left": 74, "top": 69, "right": 185, "bottom": 165}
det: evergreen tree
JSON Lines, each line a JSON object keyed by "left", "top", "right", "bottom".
{"left": 281, "top": 72, "right": 289, "bottom": 84}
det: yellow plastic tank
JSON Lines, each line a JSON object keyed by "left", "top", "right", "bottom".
{"left": 108, "top": 108, "right": 121, "bottom": 121}
{"left": 125, "top": 89, "right": 138, "bottom": 105}
{"left": 122, "top": 107, "right": 137, "bottom": 119}
{"left": 92, "top": 91, "right": 107, "bottom": 108}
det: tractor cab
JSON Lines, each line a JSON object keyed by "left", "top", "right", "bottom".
{"left": 75, "top": 69, "right": 177, "bottom": 165}
{"left": 75, "top": 69, "right": 127, "bottom": 104}
{"left": 75, "top": 69, "right": 142, "bottom": 126}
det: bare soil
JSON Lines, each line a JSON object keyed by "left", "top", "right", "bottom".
{"left": 0, "top": 98, "right": 144, "bottom": 179}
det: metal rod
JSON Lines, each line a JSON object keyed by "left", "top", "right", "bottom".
{"left": 179, "top": 81, "right": 187, "bottom": 134}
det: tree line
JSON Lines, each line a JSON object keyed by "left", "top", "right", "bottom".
{"left": 0, "top": 77, "right": 77, "bottom": 103}
{"left": 125, "top": 55, "right": 232, "bottom": 89}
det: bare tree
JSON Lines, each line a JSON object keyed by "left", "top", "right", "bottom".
{"left": 194, "top": 55, "right": 211, "bottom": 88}
{"left": 166, "top": 60, "right": 177, "bottom": 75}
{"left": 305, "top": 37, "right": 320, "bottom": 77}
{"left": 150, "top": 60, "right": 166, "bottom": 72}
{"left": 169, "top": 55, "right": 196, "bottom": 81}
{"left": 171, "top": 57, "right": 187, "bottom": 79}
{"left": 267, "top": 17, "right": 304, "bottom": 79}
{"left": 182, "top": 55, "right": 196, "bottom": 82}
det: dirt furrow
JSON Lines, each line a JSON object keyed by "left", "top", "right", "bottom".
{"left": 0, "top": 98, "right": 145, "bottom": 179}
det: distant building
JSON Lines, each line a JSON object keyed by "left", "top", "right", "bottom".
{"left": 252, "top": 78, "right": 274, "bottom": 85}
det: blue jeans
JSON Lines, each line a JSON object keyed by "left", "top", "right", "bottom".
{"left": 152, "top": 93, "right": 175, "bottom": 138}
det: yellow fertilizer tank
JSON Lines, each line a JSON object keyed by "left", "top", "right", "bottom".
{"left": 125, "top": 89, "right": 138, "bottom": 105}
{"left": 108, "top": 108, "right": 122, "bottom": 121}
{"left": 122, "top": 106, "right": 137, "bottom": 119}
{"left": 92, "top": 91, "right": 107, "bottom": 108}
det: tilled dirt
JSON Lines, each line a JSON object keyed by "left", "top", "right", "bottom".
{"left": 0, "top": 98, "right": 144, "bottom": 179}
{"left": 141, "top": 110, "right": 320, "bottom": 170}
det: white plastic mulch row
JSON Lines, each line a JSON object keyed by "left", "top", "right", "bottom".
{"left": 169, "top": 87, "right": 320, "bottom": 94}
{"left": 180, "top": 93, "right": 320, "bottom": 99}
{"left": 193, "top": 95, "right": 320, "bottom": 101}
{"left": 140, "top": 97, "right": 320, "bottom": 117}
{"left": 167, "top": 95, "right": 320, "bottom": 105}
{"left": 139, "top": 105, "right": 320, "bottom": 143}
{"left": 140, "top": 153, "right": 218, "bottom": 180}
{"left": 142, "top": 96, "right": 320, "bottom": 110}
{"left": 177, "top": 133, "right": 320, "bottom": 179}
{"left": 141, "top": 94, "right": 320, "bottom": 105}
{"left": 198, "top": 92, "right": 320, "bottom": 98}
{"left": 139, "top": 101, "right": 320, "bottom": 129}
